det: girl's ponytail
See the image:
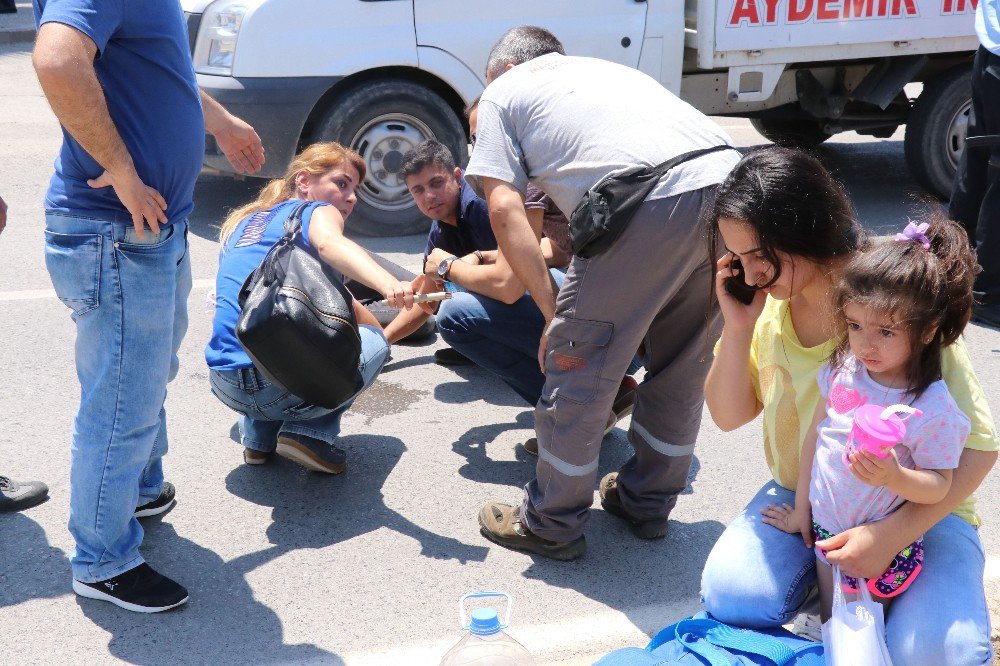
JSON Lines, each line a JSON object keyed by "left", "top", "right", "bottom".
{"left": 924, "top": 218, "right": 979, "bottom": 347}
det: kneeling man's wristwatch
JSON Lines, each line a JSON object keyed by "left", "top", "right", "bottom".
{"left": 438, "top": 255, "right": 458, "bottom": 279}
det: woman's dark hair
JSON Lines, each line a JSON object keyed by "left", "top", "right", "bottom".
{"left": 830, "top": 213, "right": 979, "bottom": 397}
{"left": 707, "top": 147, "right": 865, "bottom": 294}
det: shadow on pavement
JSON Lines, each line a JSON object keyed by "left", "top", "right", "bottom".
{"left": 433, "top": 365, "right": 526, "bottom": 407}
{"left": 450, "top": 412, "right": 703, "bottom": 494}
{"left": 521, "top": 514, "right": 726, "bottom": 637}
{"left": 224, "top": 434, "right": 489, "bottom": 566}
{"left": 78, "top": 517, "right": 338, "bottom": 666}
{"left": 0, "top": 511, "right": 69, "bottom": 608}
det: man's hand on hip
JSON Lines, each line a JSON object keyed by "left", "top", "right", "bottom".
{"left": 88, "top": 170, "right": 168, "bottom": 237}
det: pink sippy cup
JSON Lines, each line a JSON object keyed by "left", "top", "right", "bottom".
{"left": 846, "top": 404, "right": 924, "bottom": 459}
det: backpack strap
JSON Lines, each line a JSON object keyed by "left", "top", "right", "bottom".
{"left": 282, "top": 200, "right": 316, "bottom": 238}
{"left": 643, "top": 145, "right": 738, "bottom": 182}
{"left": 673, "top": 617, "right": 821, "bottom": 666}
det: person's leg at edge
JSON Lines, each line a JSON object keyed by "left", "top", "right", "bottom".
{"left": 437, "top": 269, "right": 565, "bottom": 405}
{"left": 949, "top": 47, "right": 989, "bottom": 246}
{"left": 700, "top": 481, "right": 816, "bottom": 628}
{"left": 518, "top": 192, "right": 709, "bottom": 543}
{"left": 277, "top": 325, "right": 391, "bottom": 444}
{"left": 138, "top": 224, "right": 192, "bottom": 505}
{"left": 972, "top": 52, "right": 1000, "bottom": 314}
{"left": 46, "top": 216, "right": 187, "bottom": 584}
{"left": 885, "top": 514, "right": 993, "bottom": 666}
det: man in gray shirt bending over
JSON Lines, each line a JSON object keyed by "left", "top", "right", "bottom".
{"left": 467, "top": 26, "right": 739, "bottom": 560}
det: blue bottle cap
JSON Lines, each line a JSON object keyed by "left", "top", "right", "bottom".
{"left": 469, "top": 608, "right": 502, "bottom": 636}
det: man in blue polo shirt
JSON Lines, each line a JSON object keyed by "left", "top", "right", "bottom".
{"left": 33, "top": 0, "right": 264, "bottom": 612}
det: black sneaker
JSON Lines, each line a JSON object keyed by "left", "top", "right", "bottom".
{"left": 73, "top": 563, "right": 188, "bottom": 613}
{"left": 0, "top": 476, "right": 48, "bottom": 512}
{"left": 276, "top": 433, "right": 347, "bottom": 474}
{"left": 134, "top": 482, "right": 176, "bottom": 519}
{"left": 434, "top": 347, "right": 473, "bottom": 366}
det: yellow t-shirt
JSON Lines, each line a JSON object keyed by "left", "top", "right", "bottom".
{"left": 746, "top": 297, "right": 998, "bottom": 526}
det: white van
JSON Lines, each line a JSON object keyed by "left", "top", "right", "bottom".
{"left": 182, "top": 0, "right": 978, "bottom": 235}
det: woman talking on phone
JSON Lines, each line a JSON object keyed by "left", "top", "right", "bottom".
{"left": 205, "top": 142, "right": 417, "bottom": 473}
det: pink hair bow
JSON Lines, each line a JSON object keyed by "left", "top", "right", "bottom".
{"left": 895, "top": 221, "right": 931, "bottom": 250}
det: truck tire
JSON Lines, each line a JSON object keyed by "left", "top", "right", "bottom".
{"left": 904, "top": 65, "right": 972, "bottom": 199}
{"left": 311, "top": 79, "right": 468, "bottom": 236}
{"left": 750, "top": 117, "right": 833, "bottom": 148}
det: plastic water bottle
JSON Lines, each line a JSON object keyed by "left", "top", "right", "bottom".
{"left": 440, "top": 592, "right": 536, "bottom": 666}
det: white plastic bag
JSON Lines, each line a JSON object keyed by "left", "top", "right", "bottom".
{"left": 822, "top": 566, "right": 894, "bottom": 666}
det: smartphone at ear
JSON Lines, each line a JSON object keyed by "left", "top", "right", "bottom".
{"left": 724, "top": 258, "right": 757, "bottom": 305}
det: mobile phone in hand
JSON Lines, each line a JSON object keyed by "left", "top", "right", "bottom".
{"left": 724, "top": 258, "right": 758, "bottom": 305}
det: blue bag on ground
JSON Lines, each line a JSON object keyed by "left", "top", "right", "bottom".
{"left": 595, "top": 611, "right": 824, "bottom": 665}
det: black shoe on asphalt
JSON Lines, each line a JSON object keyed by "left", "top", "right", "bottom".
{"left": 276, "top": 433, "right": 347, "bottom": 474}
{"left": 0, "top": 476, "right": 48, "bottom": 512}
{"left": 73, "top": 563, "right": 188, "bottom": 613}
{"left": 134, "top": 482, "right": 176, "bottom": 519}
{"left": 599, "top": 473, "right": 669, "bottom": 539}
{"left": 971, "top": 304, "right": 1000, "bottom": 330}
{"left": 434, "top": 347, "right": 473, "bottom": 366}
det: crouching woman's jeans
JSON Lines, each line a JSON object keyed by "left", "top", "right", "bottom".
{"left": 209, "top": 325, "right": 390, "bottom": 450}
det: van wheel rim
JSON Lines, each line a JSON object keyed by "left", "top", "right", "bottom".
{"left": 946, "top": 101, "right": 971, "bottom": 170}
{"left": 349, "top": 114, "right": 434, "bottom": 212}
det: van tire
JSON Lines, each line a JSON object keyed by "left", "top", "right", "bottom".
{"left": 750, "top": 116, "right": 833, "bottom": 148}
{"left": 311, "top": 79, "right": 468, "bottom": 236}
{"left": 904, "top": 65, "right": 972, "bottom": 200}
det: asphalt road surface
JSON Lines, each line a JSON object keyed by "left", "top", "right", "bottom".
{"left": 1, "top": 42, "right": 997, "bottom": 665}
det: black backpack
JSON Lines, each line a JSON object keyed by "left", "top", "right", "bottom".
{"left": 236, "top": 202, "right": 363, "bottom": 409}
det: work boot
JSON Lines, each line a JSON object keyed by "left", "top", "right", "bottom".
{"left": 478, "top": 502, "right": 586, "bottom": 560}
{"left": 600, "top": 473, "right": 669, "bottom": 539}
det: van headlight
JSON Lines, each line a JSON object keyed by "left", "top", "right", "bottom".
{"left": 194, "top": 2, "right": 247, "bottom": 75}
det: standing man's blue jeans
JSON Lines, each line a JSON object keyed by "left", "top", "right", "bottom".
{"left": 436, "top": 269, "right": 566, "bottom": 404}
{"left": 209, "top": 325, "right": 390, "bottom": 451}
{"left": 44, "top": 213, "right": 191, "bottom": 584}
{"left": 700, "top": 481, "right": 994, "bottom": 665}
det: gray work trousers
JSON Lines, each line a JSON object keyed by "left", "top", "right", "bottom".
{"left": 520, "top": 186, "right": 721, "bottom": 542}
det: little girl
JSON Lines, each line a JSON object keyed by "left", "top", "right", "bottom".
{"left": 764, "top": 216, "right": 979, "bottom": 616}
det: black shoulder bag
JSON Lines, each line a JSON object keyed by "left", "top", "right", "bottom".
{"left": 569, "top": 145, "right": 736, "bottom": 258}
{"left": 236, "top": 202, "right": 363, "bottom": 409}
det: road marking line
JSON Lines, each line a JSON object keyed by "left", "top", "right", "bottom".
{"left": 0, "top": 278, "right": 215, "bottom": 302}
{"left": 344, "top": 599, "right": 697, "bottom": 665}
{"left": 348, "top": 560, "right": 1000, "bottom": 664}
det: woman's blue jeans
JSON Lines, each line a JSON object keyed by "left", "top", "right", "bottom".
{"left": 700, "top": 481, "right": 994, "bottom": 665}
{"left": 209, "top": 325, "right": 390, "bottom": 451}
{"left": 44, "top": 213, "right": 191, "bottom": 584}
